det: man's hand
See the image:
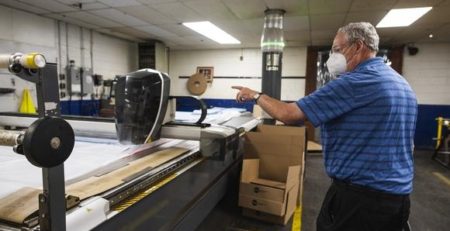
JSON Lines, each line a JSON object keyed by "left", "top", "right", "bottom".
{"left": 232, "top": 86, "right": 258, "bottom": 103}
{"left": 231, "top": 86, "right": 306, "bottom": 125}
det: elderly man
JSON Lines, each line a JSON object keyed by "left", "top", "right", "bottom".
{"left": 233, "top": 22, "right": 417, "bottom": 231}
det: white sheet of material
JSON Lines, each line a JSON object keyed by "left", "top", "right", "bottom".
{"left": 66, "top": 196, "right": 109, "bottom": 231}
{"left": 0, "top": 138, "right": 198, "bottom": 199}
{"left": 175, "top": 107, "right": 246, "bottom": 124}
{"left": 0, "top": 137, "right": 134, "bottom": 198}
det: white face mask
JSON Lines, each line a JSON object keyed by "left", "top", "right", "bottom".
{"left": 326, "top": 53, "right": 347, "bottom": 77}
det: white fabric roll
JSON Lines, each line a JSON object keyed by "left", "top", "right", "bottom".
{"left": 0, "top": 54, "right": 11, "bottom": 69}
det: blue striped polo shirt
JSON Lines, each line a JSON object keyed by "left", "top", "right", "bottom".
{"left": 297, "top": 57, "right": 418, "bottom": 195}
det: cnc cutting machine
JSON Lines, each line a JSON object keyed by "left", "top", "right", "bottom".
{"left": 0, "top": 53, "right": 259, "bottom": 231}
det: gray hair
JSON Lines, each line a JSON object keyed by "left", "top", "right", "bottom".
{"left": 338, "top": 22, "right": 379, "bottom": 52}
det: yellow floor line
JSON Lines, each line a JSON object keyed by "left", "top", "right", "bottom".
{"left": 292, "top": 206, "right": 302, "bottom": 231}
{"left": 432, "top": 172, "right": 450, "bottom": 187}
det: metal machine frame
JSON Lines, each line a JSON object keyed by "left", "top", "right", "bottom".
{"left": 30, "top": 64, "right": 67, "bottom": 231}
{"left": 2, "top": 62, "right": 69, "bottom": 230}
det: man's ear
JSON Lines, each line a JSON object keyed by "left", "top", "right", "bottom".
{"left": 355, "top": 40, "right": 364, "bottom": 52}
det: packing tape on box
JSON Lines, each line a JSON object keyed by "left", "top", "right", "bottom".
{"left": 187, "top": 73, "right": 207, "bottom": 95}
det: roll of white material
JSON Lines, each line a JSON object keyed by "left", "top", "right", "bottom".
{"left": 0, "top": 54, "right": 11, "bottom": 69}
{"left": 66, "top": 197, "right": 109, "bottom": 231}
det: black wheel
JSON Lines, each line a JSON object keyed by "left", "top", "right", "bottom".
{"left": 22, "top": 117, "right": 74, "bottom": 168}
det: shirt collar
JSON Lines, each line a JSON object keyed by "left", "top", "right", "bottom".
{"left": 354, "top": 57, "right": 384, "bottom": 71}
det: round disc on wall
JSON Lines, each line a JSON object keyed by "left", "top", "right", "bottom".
{"left": 187, "top": 73, "right": 207, "bottom": 95}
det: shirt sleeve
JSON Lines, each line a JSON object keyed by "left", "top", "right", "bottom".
{"left": 296, "top": 77, "right": 356, "bottom": 127}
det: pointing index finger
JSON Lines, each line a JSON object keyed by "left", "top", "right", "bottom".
{"left": 231, "top": 86, "right": 243, "bottom": 90}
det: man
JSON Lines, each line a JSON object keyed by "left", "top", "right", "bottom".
{"left": 233, "top": 22, "right": 417, "bottom": 231}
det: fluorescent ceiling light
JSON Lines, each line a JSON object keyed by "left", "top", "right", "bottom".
{"left": 182, "top": 21, "right": 241, "bottom": 44}
{"left": 377, "top": 7, "right": 432, "bottom": 28}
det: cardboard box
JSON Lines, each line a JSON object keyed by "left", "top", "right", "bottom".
{"left": 244, "top": 124, "right": 305, "bottom": 191}
{"left": 242, "top": 183, "right": 300, "bottom": 225}
{"left": 239, "top": 124, "right": 305, "bottom": 223}
{"left": 238, "top": 159, "right": 300, "bottom": 216}
{"left": 244, "top": 125, "right": 305, "bottom": 179}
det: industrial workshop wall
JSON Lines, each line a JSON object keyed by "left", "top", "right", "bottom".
{"left": 0, "top": 6, "right": 55, "bottom": 112}
{"left": 57, "top": 23, "right": 138, "bottom": 82}
{"left": 0, "top": 5, "right": 138, "bottom": 112}
{"left": 169, "top": 47, "right": 307, "bottom": 102}
{"left": 403, "top": 43, "right": 450, "bottom": 148}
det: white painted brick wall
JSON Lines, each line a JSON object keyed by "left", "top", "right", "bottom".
{"left": 0, "top": 6, "right": 138, "bottom": 112}
{"left": 403, "top": 43, "right": 450, "bottom": 105}
{"left": 12, "top": 9, "right": 56, "bottom": 48}
{"left": 92, "top": 32, "right": 138, "bottom": 79}
{"left": 168, "top": 47, "right": 307, "bottom": 101}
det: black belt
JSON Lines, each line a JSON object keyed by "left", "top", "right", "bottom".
{"left": 332, "top": 178, "right": 409, "bottom": 202}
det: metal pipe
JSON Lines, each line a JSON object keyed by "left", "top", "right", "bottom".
{"left": 58, "top": 21, "right": 63, "bottom": 75}
{"left": 90, "top": 29, "right": 94, "bottom": 72}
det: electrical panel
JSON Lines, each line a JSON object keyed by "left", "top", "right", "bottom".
{"left": 65, "top": 63, "right": 94, "bottom": 96}
{"left": 66, "top": 64, "right": 81, "bottom": 95}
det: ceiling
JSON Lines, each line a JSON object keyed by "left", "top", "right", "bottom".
{"left": 1, "top": 0, "right": 449, "bottom": 49}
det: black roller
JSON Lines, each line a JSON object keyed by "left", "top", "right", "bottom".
{"left": 23, "top": 117, "right": 74, "bottom": 168}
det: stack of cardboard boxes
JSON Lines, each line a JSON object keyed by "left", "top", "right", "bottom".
{"left": 239, "top": 124, "right": 306, "bottom": 225}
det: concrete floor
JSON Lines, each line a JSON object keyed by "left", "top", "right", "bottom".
{"left": 302, "top": 150, "right": 450, "bottom": 231}
{"left": 197, "top": 150, "right": 450, "bottom": 231}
